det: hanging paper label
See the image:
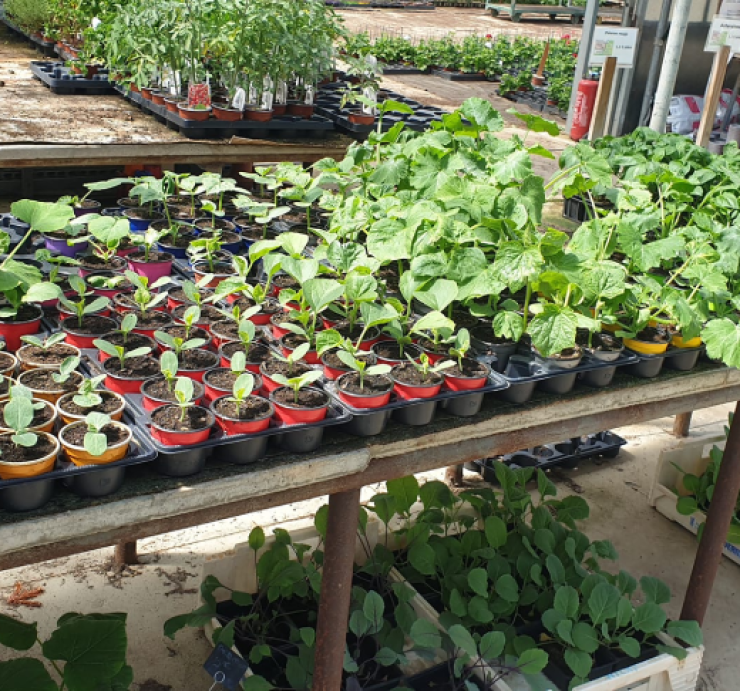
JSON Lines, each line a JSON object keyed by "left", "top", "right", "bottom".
{"left": 248, "top": 83, "right": 258, "bottom": 105}
{"left": 305, "top": 85, "right": 315, "bottom": 105}
{"left": 276, "top": 80, "right": 288, "bottom": 104}
{"left": 261, "top": 91, "right": 274, "bottom": 111}
{"left": 91, "top": 17, "right": 101, "bottom": 29}
{"left": 362, "top": 86, "right": 377, "bottom": 116}
{"left": 232, "top": 87, "right": 246, "bottom": 110}
{"left": 263, "top": 75, "right": 274, "bottom": 92}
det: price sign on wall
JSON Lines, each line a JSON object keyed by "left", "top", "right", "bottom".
{"left": 589, "top": 27, "right": 639, "bottom": 67}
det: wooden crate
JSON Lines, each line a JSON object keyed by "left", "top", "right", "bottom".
{"left": 648, "top": 433, "right": 740, "bottom": 566}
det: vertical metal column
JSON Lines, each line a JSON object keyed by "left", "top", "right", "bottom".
{"left": 312, "top": 488, "right": 362, "bottom": 691}
{"left": 566, "top": 0, "right": 601, "bottom": 132}
{"left": 680, "top": 400, "right": 740, "bottom": 624}
{"left": 673, "top": 412, "right": 693, "bottom": 437}
{"left": 113, "top": 539, "right": 138, "bottom": 566}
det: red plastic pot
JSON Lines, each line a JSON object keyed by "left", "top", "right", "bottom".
{"left": 444, "top": 361, "right": 491, "bottom": 392}
{"left": 219, "top": 345, "right": 266, "bottom": 374}
{"left": 419, "top": 344, "right": 450, "bottom": 365}
{"left": 269, "top": 386, "right": 328, "bottom": 425}
{"left": 141, "top": 376, "right": 205, "bottom": 412}
{"left": 371, "top": 343, "right": 422, "bottom": 368}
{"left": 210, "top": 395, "right": 273, "bottom": 435}
{"left": 150, "top": 405, "right": 215, "bottom": 446}
{"left": 280, "top": 336, "right": 320, "bottom": 365}
{"left": 176, "top": 361, "right": 218, "bottom": 383}
{"left": 0, "top": 306, "right": 43, "bottom": 352}
{"left": 63, "top": 317, "right": 118, "bottom": 349}
{"left": 102, "top": 366, "right": 152, "bottom": 395}
{"left": 321, "top": 353, "right": 349, "bottom": 381}
{"left": 58, "top": 304, "right": 111, "bottom": 321}
{"left": 133, "top": 314, "right": 174, "bottom": 340}
{"left": 391, "top": 366, "right": 443, "bottom": 401}
{"left": 336, "top": 373, "right": 392, "bottom": 409}
{"left": 203, "top": 370, "right": 263, "bottom": 403}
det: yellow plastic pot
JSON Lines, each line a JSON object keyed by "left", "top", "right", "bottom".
{"left": 671, "top": 334, "right": 702, "bottom": 349}
{"left": 0, "top": 399, "right": 57, "bottom": 435}
{"left": 56, "top": 391, "right": 126, "bottom": 426}
{"left": 0, "top": 353, "right": 18, "bottom": 378}
{"left": 17, "top": 344, "right": 81, "bottom": 372}
{"left": 17, "top": 369, "right": 84, "bottom": 404}
{"left": 0, "top": 377, "right": 17, "bottom": 402}
{"left": 59, "top": 420, "right": 132, "bottom": 466}
{"left": 623, "top": 338, "right": 669, "bottom": 355}
{"left": 0, "top": 431, "right": 59, "bottom": 480}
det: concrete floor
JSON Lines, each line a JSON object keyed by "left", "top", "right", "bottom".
{"left": 0, "top": 404, "right": 737, "bottom": 689}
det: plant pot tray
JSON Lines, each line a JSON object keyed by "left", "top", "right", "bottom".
{"left": 30, "top": 61, "right": 115, "bottom": 95}
{"left": 117, "top": 85, "right": 334, "bottom": 140}
{"left": 383, "top": 64, "right": 430, "bottom": 75}
{"left": 649, "top": 432, "right": 740, "bottom": 567}
{"left": 625, "top": 345, "right": 704, "bottom": 379}
{"left": 432, "top": 69, "right": 488, "bottom": 81}
{"left": 0, "top": 408, "right": 157, "bottom": 512}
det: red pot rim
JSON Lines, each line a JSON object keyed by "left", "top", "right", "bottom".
{"left": 336, "top": 372, "right": 393, "bottom": 397}
{"left": 371, "top": 342, "right": 422, "bottom": 363}
{"left": 204, "top": 368, "right": 262, "bottom": 390}
{"left": 390, "top": 367, "right": 444, "bottom": 390}
{"left": 141, "top": 376, "right": 205, "bottom": 402}
{"left": 268, "top": 386, "right": 329, "bottom": 411}
{"left": 444, "top": 360, "right": 491, "bottom": 380}
{"left": 209, "top": 394, "right": 274, "bottom": 423}
{"left": 0, "top": 304, "right": 43, "bottom": 325}
{"left": 176, "top": 352, "right": 219, "bottom": 373}
{"left": 103, "top": 357, "right": 158, "bottom": 381}
{"left": 149, "top": 404, "right": 215, "bottom": 435}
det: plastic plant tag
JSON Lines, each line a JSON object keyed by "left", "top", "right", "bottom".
{"left": 263, "top": 75, "right": 274, "bottom": 92}
{"left": 91, "top": 16, "right": 101, "bottom": 29}
{"left": 261, "top": 90, "right": 274, "bottom": 111}
{"left": 305, "top": 85, "right": 315, "bottom": 105}
{"left": 248, "top": 83, "right": 258, "bottom": 105}
{"left": 188, "top": 82, "right": 211, "bottom": 108}
{"left": 203, "top": 643, "right": 248, "bottom": 691}
{"left": 276, "top": 80, "right": 288, "bottom": 104}
{"left": 232, "top": 88, "right": 246, "bottom": 110}
{"left": 366, "top": 54, "right": 378, "bottom": 72}
{"left": 362, "top": 87, "right": 377, "bottom": 115}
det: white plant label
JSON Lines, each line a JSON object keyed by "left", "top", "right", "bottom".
{"left": 362, "top": 87, "right": 377, "bottom": 115}
{"left": 232, "top": 88, "right": 246, "bottom": 110}
{"left": 305, "top": 85, "right": 315, "bottom": 105}
{"left": 248, "top": 83, "right": 258, "bottom": 104}
{"left": 276, "top": 80, "right": 288, "bottom": 104}
{"left": 366, "top": 54, "right": 378, "bottom": 73}
{"left": 263, "top": 75, "right": 274, "bottom": 92}
{"left": 91, "top": 17, "right": 101, "bottom": 29}
{"left": 261, "top": 90, "right": 274, "bottom": 111}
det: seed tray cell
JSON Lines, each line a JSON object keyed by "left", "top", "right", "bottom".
{"left": 30, "top": 60, "right": 115, "bottom": 95}
{"left": 431, "top": 69, "right": 488, "bottom": 82}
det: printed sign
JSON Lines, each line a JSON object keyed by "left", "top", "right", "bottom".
{"left": 706, "top": 15, "right": 740, "bottom": 52}
{"left": 589, "top": 27, "right": 639, "bottom": 67}
{"left": 203, "top": 644, "right": 248, "bottom": 691}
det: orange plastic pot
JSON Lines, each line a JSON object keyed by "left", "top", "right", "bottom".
{"left": 17, "top": 370, "right": 84, "bottom": 404}
{"left": 60, "top": 420, "right": 132, "bottom": 466}
{"left": 0, "top": 432, "right": 59, "bottom": 479}
{"left": 56, "top": 391, "right": 126, "bottom": 425}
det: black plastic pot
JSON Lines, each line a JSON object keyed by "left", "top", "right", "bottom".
{"left": 344, "top": 409, "right": 392, "bottom": 438}
{"left": 469, "top": 335, "right": 517, "bottom": 373}
{"left": 580, "top": 365, "right": 617, "bottom": 388}
{"left": 212, "top": 436, "right": 269, "bottom": 464}
{"left": 154, "top": 448, "right": 210, "bottom": 477}
{"left": 440, "top": 391, "right": 486, "bottom": 417}
{"left": 64, "top": 465, "right": 126, "bottom": 497}
{"left": 625, "top": 355, "right": 665, "bottom": 379}
{"left": 392, "top": 400, "right": 437, "bottom": 426}
{"left": 0, "top": 478, "right": 54, "bottom": 511}
{"left": 663, "top": 347, "right": 701, "bottom": 371}
{"left": 537, "top": 371, "right": 578, "bottom": 395}
{"left": 277, "top": 425, "right": 326, "bottom": 453}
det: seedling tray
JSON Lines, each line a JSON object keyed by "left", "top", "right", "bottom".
{"left": 0, "top": 409, "right": 157, "bottom": 512}
{"left": 119, "top": 86, "right": 334, "bottom": 140}
{"left": 30, "top": 61, "right": 115, "bottom": 95}
{"left": 431, "top": 69, "right": 488, "bottom": 82}
{"left": 322, "top": 370, "right": 509, "bottom": 437}
{"left": 383, "top": 64, "right": 429, "bottom": 75}
{"left": 624, "top": 345, "right": 704, "bottom": 379}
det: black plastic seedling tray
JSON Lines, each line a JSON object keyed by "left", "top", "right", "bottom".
{"left": 383, "top": 64, "right": 429, "bottom": 75}
{"left": 624, "top": 345, "right": 704, "bottom": 379}
{"left": 31, "top": 60, "right": 115, "bottom": 95}
{"left": 0, "top": 410, "right": 157, "bottom": 512}
{"left": 119, "top": 86, "right": 334, "bottom": 140}
{"left": 431, "top": 69, "right": 488, "bottom": 82}
{"left": 323, "top": 370, "right": 509, "bottom": 437}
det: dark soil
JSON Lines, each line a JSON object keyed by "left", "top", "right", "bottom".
{"left": 471, "top": 326, "right": 514, "bottom": 346}
{"left": 44, "top": 230, "right": 80, "bottom": 241}
{"left": 197, "top": 231, "right": 240, "bottom": 245}
{"left": 0, "top": 377, "right": 10, "bottom": 396}
{"left": 172, "top": 304, "right": 223, "bottom": 325}
{"left": 19, "top": 369, "right": 82, "bottom": 393}
{"left": 373, "top": 343, "right": 420, "bottom": 362}
{"left": 323, "top": 351, "right": 374, "bottom": 370}
{"left": 0, "top": 399, "right": 53, "bottom": 427}
{"left": 143, "top": 377, "right": 204, "bottom": 403}
{"left": 167, "top": 286, "right": 213, "bottom": 305}
{"left": 334, "top": 321, "right": 376, "bottom": 341}
{"left": 194, "top": 219, "right": 236, "bottom": 232}
{"left": 59, "top": 391, "right": 123, "bottom": 417}
{"left": 104, "top": 355, "right": 159, "bottom": 379}
{"left": 75, "top": 199, "right": 100, "bottom": 209}
{"left": 0, "top": 435, "right": 57, "bottom": 463}
{"left": 78, "top": 255, "right": 126, "bottom": 272}
{"left": 131, "top": 311, "right": 172, "bottom": 329}
{"left": 419, "top": 339, "right": 452, "bottom": 356}
{"left": 338, "top": 372, "right": 392, "bottom": 395}
{"left": 128, "top": 251, "right": 174, "bottom": 264}
{"left": 591, "top": 333, "right": 623, "bottom": 352}
{"left": 157, "top": 325, "right": 209, "bottom": 343}
{"left": 273, "top": 274, "right": 300, "bottom": 291}
{"left": 272, "top": 387, "right": 328, "bottom": 409}
{"left": 19, "top": 344, "right": 78, "bottom": 366}
{"left": 157, "top": 231, "right": 197, "bottom": 249}
{"left": 391, "top": 363, "right": 442, "bottom": 387}
{"left": 64, "top": 315, "right": 116, "bottom": 336}
{"left": 211, "top": 320, "right": 241, "bottom": 340}
{"left": 0, "top": 304, "right": 41, "bottom": 324}
{"left": 177, "top": 350, "right": 218, "bottom": 371}
{"left": 223, "top": 342, "right": 271, "bottom": 363}
{"left": 260, "top": 358, "right": 311, "bottom": 378}
{"left": 239, "top": 225, "right": 277, "bottom": 241}
{"left": 446, "top": 358, "right": 488, "bottom": 378}
{"left": 233, "top": 296, "right": 281, "bottom": 315}
{"left": 125, "top": 208, "right": 162, "bottom": 221}
{"left": 270, "top": 311, "right": 300, "bottom": 329}
{"left": 214, "top": 397, "right": 271, "bottom": 420}
{"left": 101, "top": 331, "right": 155, "bottom": 352}
{"left": 62, "top": 423, "right": 128, "bottom": 448}
{"left": 205, "top": 368, "right": 260, "bottom": 392}
{"left": 283, "top": 334, "right": 314, "bottom": 350}
{"left": 635, "top": 326, "right": 669, "bottom": 343}
{"left": 151, "top": 405, "right": 211, "bottom": 432}
{"left": 540, "top": 347, "right": 581, "bottom": 360}
{"left": 450, "top": 310, "right": 478, "bottom": 329}
{"left": 193, "top": 261, "right": 236, "bottom": 277}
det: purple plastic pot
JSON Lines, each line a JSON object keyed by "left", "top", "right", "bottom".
{"left": 44, "top": 236, "right": 87, "bottom": 258}
{"left": 127, "top": 253, "right": 174, "bottom": 281}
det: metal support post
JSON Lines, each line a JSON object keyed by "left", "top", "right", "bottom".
{"left": 113, "top": 539, "right": 138, "bottom": 566}
{"left": 680, "top": 400, "right": 740, "bottom": 624}
{"left": 639, "top": 0, "right": 673, "bottom": 126}
{"left": 566, "top": 0, "right": 601, "bottom": 132}
{"left": 673, "top": 412, "right": 693, "bottom": 437}
{"left": 312, "top": 488, "right": 362, "bottom": 691}
{"left": 721, "top": 71, "right": 740, "bottom": 132}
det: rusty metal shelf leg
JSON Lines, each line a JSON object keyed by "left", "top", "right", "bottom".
{"left": 113, "top": 539, "right": 138, "bottom": 566}
{"left": 673, "top": 412, "right": 693, "bottom": 437}
{"left": 312, "top": 488, "right": 361, "bottom": 691}
{"left": 680, "top": 400, "right": 740, "bottom": 625}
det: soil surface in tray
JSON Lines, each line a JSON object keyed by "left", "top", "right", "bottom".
{"left": 173, "top": 304, "right": 223, "bottom": 325}
{"left": 168, "top": 287, "right": 213, "bottom": 304}
{"left": 419, "top": 339, "right": 452, "bottom": 355}
{"left": 323, "top": 351, "right": 373, "bottom": 369}
{"left": 104, "top": 355, "right": 159, "bottom": 379}
{"left": 635, "top": 326, "right": 669, "bottom": 343}
{"left": 159, "top": 326, "right": 209, "bottom": 343}
{"left": 152, "top": 405, "right": 211, "bottom": 432}
{"left": 0, "top": 304, "right": 40, "bottom": 323}
{"left": 65, "top": 315, "right": 115, "bottom": 335}
{"left": 144, "top": 378, "right": 203, "bottom": 403}
{"left": 339, "top": 372, "right": 392, "bottom": 395}
{"left": 272, "top": 388, "right": 328, "bottom": 409}
{"left": 235, "top": 296, "right": 281, "bottom": 315}
{"left": 20, "top": 344, "right": 78, "bottom": 366}
{"left": 211, "top": 320, "right": 241, "bottom": 340}
{"left": 160, "top": 232, "right": 197, "bottom": 249}
{"left": 102, "top": 332, "right": 154, "bottom": 351}
{"left": 241, "top": 226, "right": 277, "bottom": 241}
{"left": 59, "top": 391, "right": 123, "bottom": 417}
{"left": 273, "top": 275, "right": 300, "bottom": 291}
{"left": 392, "top": 363, "right": 442, "bottom": 386}
{"left": 373, "top": 343, "right": 417, "bottom": 361}
{"left": 0, "top": 399, "right": 54, "bottom": 427}
{"left": 0, "top": 435, "right": 56, "bottom": 463}
{"left": 214, "top": 397, "right": 271, "bottom": 420}
{"left": 283, "top": 334, "right": 313, "bottom": 350}
{"left": 177, "top": 350, "right": 218, "bottom": 371}
{"left": 78, "top": 255, "right": 125, "bottom": 271}
{"left": 129, "top": 311, "right": 171, "bottom": 329}
{"left": 446, "top": 359, "right": 487, "bottom": 378}
{"left": 128, "top": 250, "right": 173, "bottom": 263}
{"left": 0, "top": 378, "right": 10, "bottom": 396}
{"left": 20, "top": 369, "right": 82, "bottom": 392}
{"left": 0, "top": 353, "right": 16, "bottom": 371}
{"left": 194, "top": 261, "right": 237, "bottom": 277}
{"left": 205, "top": 369, "right": 250, "bottom": 391}
{"left": 62, "top": 423, "right": 128, "bottom": 448}
{"left": 223, "top": 343, "right": 271, "bottom": 363}
{"left": 260, "top": 358, "right": 310, "bottom": 377}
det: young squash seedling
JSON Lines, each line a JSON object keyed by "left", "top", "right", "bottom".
{"left": 448, "top": 328, "right": 472, "bottom": 370}
{"left": 82, "top": 412, "right": 113, "bottom": 457}
{"left": 160, "top": 351, "right": 180, "bottom": 392}
{"left": 138, "top": 227, "right": 166, "bottom": 263}
{"left": 79, "top": 216, "right": 131, "bottom": 263}
{"left": 225, "top": 373, "right": 256, "bottom": 415}
{"left": 337, "top": 351, "right": 391, "bottom": 392}
{"left": 125, "top": 270, "right": 171, "bottom": 317}
{"left": 271, "top": 370, "right": 324, "bottom": 405}
{"left": 86, "top": 272, "right": 130, "bottom": 294}
{"left": 179, "top": 305, "right": 202, "bottom": 340}
{"left": 406, "top": 352, "right": 455, "bottom": 379}
{"left": 114, "top": 313, "right": 139, "bottom": 347}
{"left": 189, "top": 232, "right": 224, "bottom": 273}
{"left": 0, "top": 396, "right": 40, "bottom": 452}
{"left": 72, "top": 374, "right": 107, "bottom": 410}
{"left": 174, "top": 376, "right": 196, "bottom": 422}
{"left": 229, "top": 351, "right": 248, "bottom": 378}
{"left": 93, "top": 339, "right": 152, "bottom": 371}
{"left": 20, "top": 331, "right": 67, "bottom": 352}
{"left": 58, "top": 275, "right": 110, "bottom": 329}
{"left": 180, "top": 275, "right": 215, "bottom": 307}
{"left": 271, "top": 342, "right": 311, "bottom": 378}
{"left": 51, "top": 356, "right": 81, "bottom": 387}
{"left": 34, "top": 249, "right": 79, "bottom": 287}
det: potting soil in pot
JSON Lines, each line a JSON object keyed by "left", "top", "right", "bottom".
{"left": 67, "top": 315, "right": 118, "bottom": 335}
{"left": 21, "top": 369, "right": 81, "bottom": 393}
{"left": 339, "top": 373, "right": 392, "bottom": 395}
{"left": 271, "top": 388, "right": 328, "bottom": 408}
{"left": 105, "top": 356, "right": 160, "bottom": 379}
{"left": 392, "top": 363, "right": 442, "bottom": 386}
{"left": 20, "top": 344, "right": 79, "bottom": 366}
{"left": 0, "top": 400, "right": 54, "bottom": 428}
{"left": 62, "top": 423, "right": 128, "bottom": 448}
{"left": 177, "top": 350, "right": 218, "bottom": 370}
{"left": 445, "top": 360, "right": 487, "bottom": 378}
{"left": 59, "top": 392, "right": 123, "bottom": 417}
{"left": 151, "top": 406, "right": 211, "bottom": 432}
{"left": 214, "top": 398, "right": 271, "bottom": 420}
{"left": 0, "top": 435, "right": 56, "bottom": 463}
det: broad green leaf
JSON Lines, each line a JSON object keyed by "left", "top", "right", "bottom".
{"left": 448, "top": 624, "right": 478, "bottom": 659}
{"left": 386, "top": 476, "right": 418, "bottom": 514}
{"left": 564, "top": 648, "right": 593, "bottom": 678}
{"left": 640, "top": 576, "right": 672, "bottom": 605}
{"left": 409, "top": 619, "right": 441, "bottom": 649}
{"left": 556, "top": 620, "right": 574, "bottom": 645}
{"left": 349, "top": 610, "right": 369, "bottom": 638}
{"left": 450, "top": 589, "right": 467, "bottom": 617}
{"left": 485, "top": 515, "right": 507, "bottom": 549}
{"left": 587, "top": 583, "right": 621, "bottom": 624}
{"left": 516, "top": 648, "right": 549, "bottom": 674}
{"left": 534, "top": 528, "right": 556, "bottom": 555}
{"left": 528, "top": 304, "right": 578, "bottom": 357}
{"left": 545, "top": 554, "right": 566, "bottom": 585}
{"left": 467, "top": 568, "right": 488, "bottom": 597}
{"left": 370, "top": 158, "right": 409, "bottom": 187}
{"left": 363, "top": 591, "right": 384, "bottom": 627}
{"left": 0, "top": 658, "right": 56, "bottom": 691}
{"left": 414, "top": 279, "right": 458, "bottom": 312}
{"left": 495, "top": 574, "right": 519, "bottom": 603}
{"left": 313, "top": 506, "right": 329, "bottom": 540}
{"left": 512, "top": 110, "right": 561, "bottom": 136}
{"left": 468, "top": 596, "right": 493, "bottom": 623}
{"left": 408, "top": 542, "right": 435, "bottom": 576}
{"left": 0, "top": 614, "right": 37, "bottom": 651}
{"left": 419, "top": 480, "right": 454, "bottom": 509}
{"left": 374, "top": 646, "right": 398, "bottom": 667}
{"left": 555, "top": 496, "right": 590, "bottom": 527}
{"left": 632, "top": 602, "right": 667, "bottom": 634}
{"left": 479, "top": 631, "right": 506, "bottom": 661}
{"left": 303, "top": 278, "right": 343, "bottom": 313}
{"left": 703, "top": 318, "right": 740, "bottom": 368}
{"left": 553, "top": 586, "right": 579, "bottom": 618}
{"left": 11, "top": 200, "right": 74, "bottom": 232}
{"left": 618, "top": 635, "right": 641, "bottom": 658}
{"left": 666, "top": 620, "right": 703, "bottom": 647}
{"left": 461, "top": 98, "right": 504, "bottom": 132}
{"left": 572, "top": 622, "right": 599, "bottom": 654}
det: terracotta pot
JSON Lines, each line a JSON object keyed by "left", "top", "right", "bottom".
{"left": 151, "top": 91, "right": 166, "bottom": 106}
{"left": 59, "top": 420, "right": 132, "bottom": 466}
{"left": 0, "top": 353, "right": 18, "bottom": 379}
{"left": 279, "top": 336, "right": 320, "bottom": 365}
{"left": 287, "top": 102, "right": 314, "bottom": 119}
{"left": 203, "top": 369, "right": 263, "bottom": 403}
{"left": 17, "top": 343, "right": 82, "bottom": 372}
{"left": 213, "top": 106, "right": 243, "bottom": 121}
{"left": 56, "top": 390, "right": 126, "bottom": 425}
{"left": 244, "top": 108, "right": 274, "bottom": 122}
{"left": 273, "top": 104, "right": 287, "bottom": 116}
{"left": 141, "top": 86, "right": 154, "bottom": 100}
{"left": 178, "top": 105, "right": 211, "bottom": 121}
{"left": 0, "top": 432, "right": 59, "bottom": 480}
{"left": 210, "top": 395, "right": 273, "bottom": 435}
{"left": 102, "top": 358, "right": 158, "bottom": 395}
{"left": 164, "top": 97, "right": 185, "bottom": 113}
{"left": 391, "top": 365, "right": 443, "bottom": 400}
{"left": 348, "top": 110, "right": 375, "bottom": 126}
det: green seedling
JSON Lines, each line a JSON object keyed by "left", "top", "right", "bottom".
{"left": 93, "top": 339, "right": 152, "bottom": 370}
{"left": 82, "top": 412, "right": 112, "bottom": 456}
{"left": 271, "top": 341, "right": 310, "bottom": 377}
{"left": 81, "top": 216, "right": 131, "bottom": 262}
{"left": 58, "top": 275, "right": 110, "bottom": 328}
{"left": 1, "top": 395, "right": 39, "bottom": 451}
{"left": 86, "top": 273, "right": 130, "bottom": 292}
{"left": 180, "top": 305, "right": 202, "bottom": 339}
{"left": 230, "top": 351, "right": 247, "bottom": 377}
{"left": 72, "top": 374, "right": 107, "bottom": 410}
{"left": 226, "top": 373, "right": 255, "bottom": 414}
{"left": 139, "top": 227, "right": 165, "bottom": 262}
{"left": 448, "top": 328, "right": 471, "bottom": 370}
{"left": 174, "top": 376, "right": 196, "bottom": 422}
{"left": 154, "top": 330, "right": 206, "bottom": 358}
{"left": 20, "top": 332, "right": 67, "bottom": 351}
{"left": 115, "top": 313, "right": 139, "bottom": 347}
{"left": 271, "top": 370, "right": 323, "bottom": 405}
{"left": 406, "top": 352, "right": 454, "bottom": 379}
{"left": 160, "top": 351, "right": 179, "bottom": 392}
{"left": 34, "top": 249, "right": 79, "bottom": 286}
{"left": 337, "top": 351, "right": 391, "bottom": 391}
{"left": 181, "top": 275, "right": 215, "bottom": 307}
{"left": 51, "top": 356, "right": 81, "bottom": 386}
{"left": 125, "top": 270, "right": 171, "bottom": 316}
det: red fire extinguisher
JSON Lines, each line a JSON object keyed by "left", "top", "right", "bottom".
{"left": 570, "top": 78, "right": 599, "bottom": 141}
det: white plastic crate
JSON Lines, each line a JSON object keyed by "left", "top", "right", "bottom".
{"left": 648, "top": 433, "right": 740, "bottom": 566}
